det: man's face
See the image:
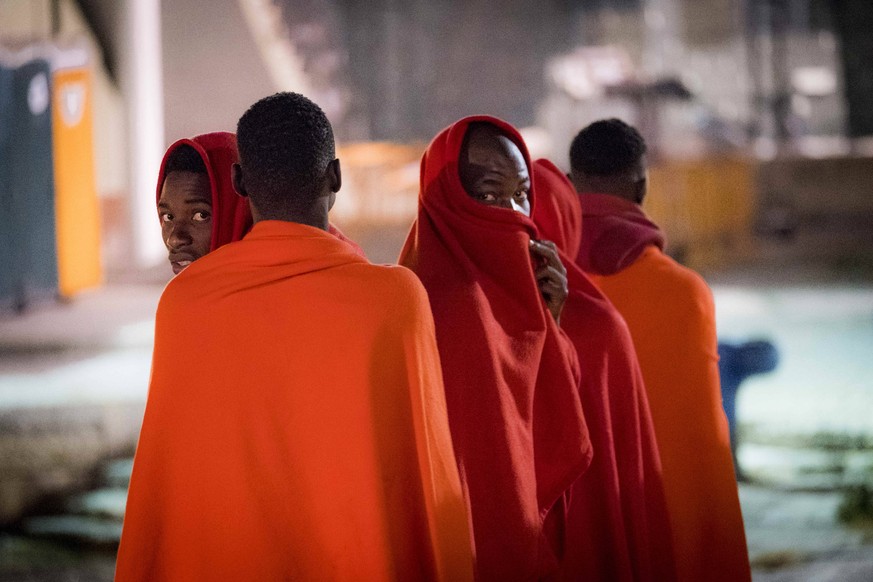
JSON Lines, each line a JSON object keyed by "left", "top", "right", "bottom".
{"left": 158, "top": 171, "right": 212, "bottom": 275}
{"left": 459, "top": 128, "right": 531, "bottom": 216}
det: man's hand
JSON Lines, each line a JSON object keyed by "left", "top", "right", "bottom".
{"left": 529, "top": 239, "right": 568, "bottom": 324}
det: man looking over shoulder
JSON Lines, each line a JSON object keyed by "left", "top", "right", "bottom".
{"left": 116, "top": 92, "right": 474, "bottom": 582}
{"left": 155, "top": 131, "right": 362, "bottom": 278}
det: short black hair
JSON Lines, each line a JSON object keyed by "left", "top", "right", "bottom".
{"left": 569, "top": 118, "right": 646, "bottom": 177}
{"left": 236, "top": 92, "right": 335, "bottom": 214}
{"left": 164, "top": 144, "right": 207, "bottom": 175}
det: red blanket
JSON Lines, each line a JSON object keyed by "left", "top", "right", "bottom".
{"left": 533, "top": 160, "right": 677, "bottom": 581}
{"left": 157, "top": 132, "right": 251, "bottom": 250}
{"left": 576, "top": 192, "right": 665, "bottom": 276}
{"left": 399, "top": 116, "right": 592, "bottom": 580}
{"left": 529, "top": 158, "right": 583, "bottom": 258}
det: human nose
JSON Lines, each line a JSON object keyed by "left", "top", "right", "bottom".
{"left": 166, "top": 222, "right": 193, "bottom": 250}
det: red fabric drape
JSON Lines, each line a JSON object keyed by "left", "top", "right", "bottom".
{"left": 576, "top": 192, "right": 665, "bottom": 276}
{"left": 156, "top": 132, "right": 252, "bottom": 251}
{"left": 533, "top": 159, "right": 677, "bottom": 581}
{"left": 528, "top": 158, "right": 583, "bottom": 258}
{"left": 399, "top": 116, "right": 592, "bottom": 581}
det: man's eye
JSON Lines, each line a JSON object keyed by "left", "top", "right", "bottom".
{"left": 477, "top": 193, "right": 497, "bottom": 202}
{"left": 160, "top": 213, "right": 172, "bottom": 223}
{"left": 515, "top": 191, "right": 528, "bottom": 201}
{"left": 193, "top": 211, "right": 211, "bottom": 222}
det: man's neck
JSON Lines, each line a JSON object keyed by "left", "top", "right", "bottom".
{"left": 251, "top": 203, "right": 330, "bottom": 231}
{"left": 571, "top": 172, "right": 642, "bottom": 205}
{"left": 580, "top": 189, "right": 639, "bottom": 205}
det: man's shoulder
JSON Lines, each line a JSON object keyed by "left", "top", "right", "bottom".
{"left": 636, "top": 247, "right": 712, "bottom": 298}
{"left": 347, "top": 263, "right": 431, "bottom": 313}
{"left": 155, "top": 269, "right": 206, "bottom": 316}
{"left": 341, "top": 262, "right": 425, "bottom": 293}
{"left": 332, "top": 264, "right": 433, "bottom": 335}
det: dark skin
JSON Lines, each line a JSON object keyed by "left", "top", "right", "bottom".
{"left": 231, "top": 159, "right": 342, "bottom": 230}
{"left": 158, "top": 171, "right": 213, "bottom": 275}
{"left": 569, "top": 156, "right": 648, "bottom": 205}
{"left": 459, "top": 124, "right": 569, "bottom": 324}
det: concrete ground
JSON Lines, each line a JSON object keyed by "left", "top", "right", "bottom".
{"left": 0, "top": 285, "right": 158, "bottom": 529}
{"left": 0, "top": 279, "right": 871, "bottom": 579}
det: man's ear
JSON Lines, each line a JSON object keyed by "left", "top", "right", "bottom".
{"left": 328, "top": 158, "right": 341, "bottom": 193}
{"left": 633, "top": 175, "right": 647, "bottom": 205}
{"left": 231, "top": 163, "right": 248, "bottom": 197}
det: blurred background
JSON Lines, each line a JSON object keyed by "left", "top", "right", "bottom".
{"left": 1, "top": 0, "right": 872, "bottom": 580}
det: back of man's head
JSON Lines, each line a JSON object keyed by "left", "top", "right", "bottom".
{"left": 569, "top": 118, "right": 647, "bottom": 203}
{"left": 236, "top": 92, "right": 336, "bottom": 219}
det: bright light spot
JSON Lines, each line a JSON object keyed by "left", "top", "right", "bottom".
{"left": 792, "top": 66, "right": 837, "bottom": 97}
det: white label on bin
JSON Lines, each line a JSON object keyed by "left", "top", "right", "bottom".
{"left": 60, "top": 82, "right": 86, "bottom": 127}
{"left": 27, "top": 72, "right": 49, "bottom": 116}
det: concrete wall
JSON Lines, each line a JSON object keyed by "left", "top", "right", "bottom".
{"left": 0, "top": 1, "right": 54, "bottom": 43}
{"left": 758, "top": 156, "right": 873, "bottom": 219}
{"left": 161, "top": 0, "right": 275, "bottom": 143}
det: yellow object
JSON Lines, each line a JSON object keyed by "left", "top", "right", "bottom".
{"left": 52, "top": 65, "right": 102, "bottom": 296}
{"left": 646, "top": 157, "right": 755, "bottom": 270}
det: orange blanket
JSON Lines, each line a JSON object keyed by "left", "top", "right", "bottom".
{"left": 116, "top": 220, "right": 474, "bottom": 581}
{"left": 593, "top": 245, "right": 751, "bottom": 582}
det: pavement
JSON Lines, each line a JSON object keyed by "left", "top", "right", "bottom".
{"left": 0, "top": 284, "right": 160, "bottom": 527}
{"left": 0, "top": 279, "right": 871, "bottom": 579}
